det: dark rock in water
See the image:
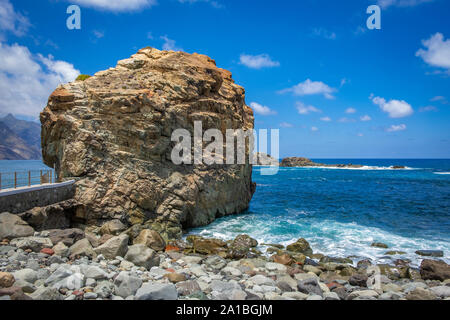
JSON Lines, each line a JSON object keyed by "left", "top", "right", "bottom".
{"left": 348, "top": 274, "right": 368, "bottom": 287}
{"left": 415, "top": 250, "right": 444, "bottom": 257}
{"left": 357, "top": 259, "right": 372, "bottom": 269}
{"left": 320, "top": 256, "right": 353, "bottom": 264}
{"left": 420, "top": 259, "right": 450, "bottom": 281}
{"left": 228, "top": 234, "right": 258, "bottom": 259}
{"left": 371, "top": 242, "right": 389, "bottom": 249}
{"left": 392, "top": 166, "right": 406, "bottom": 169}
{"left": 191, "top": 237, "right": 228, "bottom": 256}
{"left": 385, "top": 251, "right": 407, "bottom": 255}
{"left": 280, "top": 157, "right": 317, "bottom": 167}
{"left": 297, "top": 278, "right": 323, "bottom": 297}
{"left": 286, "top": 238, "right": 313, "bottom": 255}
{"left": 280, "top": 157, "right": 364, "bottom": 168}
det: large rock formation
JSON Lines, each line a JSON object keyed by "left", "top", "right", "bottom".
{"left": 41, "top": 47, "right": 256, "bottom": 239}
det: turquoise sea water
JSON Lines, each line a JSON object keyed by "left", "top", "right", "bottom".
{"left": 190, "top": 159, "right": 450, "bottom": 267}
{"left": 1, "top": 159, "right": 449, "bottom": 266}
{"left": 0, "top": 160, "right": 55, "bottom": 189}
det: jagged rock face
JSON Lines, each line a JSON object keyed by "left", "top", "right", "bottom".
{"left": 41, "top": 47, "right": 255, "bottom": 239}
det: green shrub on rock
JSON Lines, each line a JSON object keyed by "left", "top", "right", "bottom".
{"left": 75, "top": 74, "right": 91, "bottom": 81}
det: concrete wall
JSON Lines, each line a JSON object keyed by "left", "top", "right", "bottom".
{"left": 0, "top": 180, "right": 75, "bottom": 214}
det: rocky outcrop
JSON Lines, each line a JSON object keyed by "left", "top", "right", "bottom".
{"left": 18, "top": 200, "right": 82, "bottom": 231}
{"left": 0, "top": 213, "right": 34, "bottom": 240}
{"left": 280, "top": 157, "right": 364, "bottom": 168}
{"left": 41, "top": 47, "right": 255, "bottom": 239}
{"left": 420, "top": 259, "right": 450, "bottom": 281}
{"left": 252, "top": 153, "right": 279, "bottom": 166}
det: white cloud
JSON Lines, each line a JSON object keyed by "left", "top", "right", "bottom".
{"left": 177, "top": 0, "right": 223, "bottom": 9}
{"left": 147, "top": 32, "right": 154, "bottom": 40}
{"left": 0, "top": 0, "right": 30, "bottom": 37}
{"left": 320, "top": 116, "right": 332, "bottom": 122}
{"left": 360, "top": 115, "right": 372, "bottom": 121}
{"left": 311, "top": 126, "right": 319, "bottom": 132}
{"left": 340, "top": 78, "right": 349, "bottom": 87}
{"left": 93, "top": 30, "right": 104, "bottom": 39}
{"left": 161, "top": 35, "right": 183, "bottom": 51}
{"left": 296, "top": 102, "right": 321, "bottom": 115}
{"left": 416, "top": 33, "right": 450, "bottom": 72}
{"left": 311, "top": 28, "right": 336, "bottom": 40}
{"left": 280, "top": 122, "right": 293, "bottom": 128}
{"left": 338, "top": 117, "right": 356, "bottom": 123}
{"left": 370, "top": 95, "right": 414, "bottom": 118}
{"left": 250, "top": 102, "right": 277, "bottom": 116}
{"left": 431, "top": 95, "right": 445, "bottom": 102}
{"left": 239, "top": 54, "right": 280, "bottom": 69}
{"left": 386, "top": 124, "right": 407, "bottom": 132}
{"left": 377, "top": 0, "right": 433, "bottom": 9}
{"left": 419, "top": 105, "right": 438, "bottom": 112}
{"left": 345, "top": 107, "right": 357, "bottom": 114}
{"left": 280, "top": 79, "right": 336, "bottom": 99}
{"left": 0, "top": 42, "right": 79, "bottom": 118}
{"left": 70, "top": 0, "right": 157, "bottom": 12}
{"left": 357, "top": 133, "right": 364, "bottom": 137}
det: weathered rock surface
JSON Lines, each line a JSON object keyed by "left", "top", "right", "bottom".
{"left": 0, "top": 213, "right": 34, "bottom": 240}
{"left": 41, "top": 47, "right": 255, "bottom": 239}
{"left": 420, "top": 259, "right": 450, "bottom": 281}
{"left": 253, "top": 153, "right": 279, "bottom": 166}
{"left": 280, "top": 157, "right": 364, "bottom": 169}
{"left": 18, "top": 200, "right": 81, "bottom": 231}
{"left": 133, "top": 229, "right": 166, "bottom": 251}
{"left": 94, "top": 234, "right": 129, "bottom": 259}
{"left": 124, "top": 244, "right": 159, "bottom": 269}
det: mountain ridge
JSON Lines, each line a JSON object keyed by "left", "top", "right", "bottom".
{"left": 0, "top": 114, "right": 42, "bottom": 160}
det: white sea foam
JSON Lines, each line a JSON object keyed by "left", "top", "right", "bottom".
{"left": 305, "top": 165, "right": 416, "bottom": 171}
{"left": 189, "top": 216, "right": 449, "bottom": 268}
{"left": 434, "top": 172, "right": 450, "bottom": 175}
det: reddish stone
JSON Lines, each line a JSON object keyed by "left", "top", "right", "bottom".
{"left": 40, "top": 248, "right": 55, "bottom": 256}
{"left": 165, "top": 245, "right": 180, "bottom": 252}
{"left": 73, "top": 290, "right": 84, "bottom": 296}
{"left": 166, "top": 268, "right": 175, "bottom": 273}
{"left": 326, "top": 281, "right": 343, "bottom": 290}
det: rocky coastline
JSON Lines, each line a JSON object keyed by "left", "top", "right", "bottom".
{"left": 280, "top": 157, "right": 406, "bottom": 169}
{"left": 1, "top": 212, "right": 448, "bottom": 301}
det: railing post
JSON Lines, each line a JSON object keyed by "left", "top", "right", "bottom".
{"left": 50, "top": 171, "right": 53, "bottom": 184}
{"left": 40, "top": 170, "right": 43, "bottom": 184}
{"left": 28, "top": 171, "right": 31, "bottom": 186}
{"left": 14, "top": 172, "right": 17, "bottom": 189}
{"left": 0, "top": 173, "right": 2, "bottom": 190}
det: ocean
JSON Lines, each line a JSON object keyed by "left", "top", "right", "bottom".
{"left": 189, "top": 159, "right": 450, "bottom": 267}
{"left": 1, "top": 159, "right": 449, "bottom": 267}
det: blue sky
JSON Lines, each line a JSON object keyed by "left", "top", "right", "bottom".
{"left": 0, "top": 0, "right": 449, "bottom": 158}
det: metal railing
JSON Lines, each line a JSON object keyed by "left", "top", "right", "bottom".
{"left": 0, "top": 170, "right": 57, "bottom": 191}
